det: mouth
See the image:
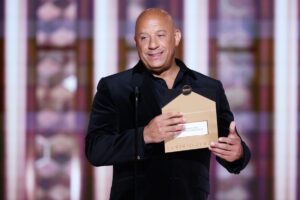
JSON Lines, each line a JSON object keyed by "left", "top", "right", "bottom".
{"left": 147, "top": 51, "right": 163, "bottom": 59}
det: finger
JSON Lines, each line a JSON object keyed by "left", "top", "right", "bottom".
{"left": 218, "top": 137, "right": 238, "bottom": 145}
{"left": 209, "top": 145, "right": 231, "bottom": 157}
{"left": 162, "top": 112, "right": 183, "bottom": 120}
{"left": 210, "top": 141, "right": 230, "bottom": 151}
{"left": 228, "top": 122, "right": 240, "bottom": 142}
{"left": 155, "top": 124, "right": 185, "bottom": 135}
{"left": 228, "top": 121, "right": 237, "bottom": 136}
{"left": 151, "top": 116, "right": 183, "bottom": 130}
{"left": 163, "top": 117, "right": 185, "bottom": 126}
{"left": 163, "top": 124, "right": 185, "bottom": 133}
{"left": 164, "top": 130, "right": 183, "bottom": 141}
{"left": 229, "top": 121, "right": 236, "bottom": 131}
{"left": 160, "top": 126, "right": 184, "bottom": 141}
{"left": 211, "top": 148, "right": 241, "bottom": 162}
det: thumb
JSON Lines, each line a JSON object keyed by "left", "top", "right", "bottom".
{"left": 228, "top": 121, "right": 237, "bottom": 137}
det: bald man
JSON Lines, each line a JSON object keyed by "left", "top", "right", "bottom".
{"left": 86, "top": 8, "right": 251, "bottom": 200}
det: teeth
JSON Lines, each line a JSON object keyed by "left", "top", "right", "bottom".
{"left": 149, "top": 52, "right": 162, "bottom": 56}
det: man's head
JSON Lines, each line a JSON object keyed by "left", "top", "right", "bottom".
{"left": 134, "top": 8, "right": 181, "bottom": 74}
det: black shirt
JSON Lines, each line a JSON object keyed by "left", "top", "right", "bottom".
{"left": 151, "top": 65, "right": 188, "bottom": 108}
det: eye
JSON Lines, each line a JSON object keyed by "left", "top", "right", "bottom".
{"left": 140, "top": 36, "right": 148, "bottom": 41}
{"left": 158, "top": 34, "right": 165, "bottom": 37}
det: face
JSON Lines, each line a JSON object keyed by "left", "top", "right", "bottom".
{"left": 134, "top": 11, "right": 181, "bottom": 74}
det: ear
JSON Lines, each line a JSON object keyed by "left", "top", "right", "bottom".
{"left": 174, "top": 29, "right": 182, "bottom": 46}
{"left": 134, "top": 35, "right": 138, "bottom": 46}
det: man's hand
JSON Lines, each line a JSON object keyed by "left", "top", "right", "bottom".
{"left": 143, "top": 112, "right": 185, "bottom": 144}
{"left": 209, "top": 121, "right": 243, "bottom": 162}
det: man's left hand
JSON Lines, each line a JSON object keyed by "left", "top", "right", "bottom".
{"left": 209, "top": 121, "right": 243, "bottom": 162}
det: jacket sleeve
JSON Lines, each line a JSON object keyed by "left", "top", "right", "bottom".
{"left": 216, "top": 81, "right": 251, "bottom": 174}
{"left": 85, "top": 78, "right": 150, "bottom": 166}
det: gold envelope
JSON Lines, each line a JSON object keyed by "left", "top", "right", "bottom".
{"left": 162, "top": 91, "right": 218, "bottom": 153}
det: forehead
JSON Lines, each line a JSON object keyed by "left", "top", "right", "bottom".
{"left": 135, "top": 13, "right": 174, "bottom": 34}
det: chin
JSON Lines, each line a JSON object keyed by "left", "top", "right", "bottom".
{"left": 148, "top": 66, "right": 167, "bottom": 74}
{"left": 146, "top": 61, "right": 165, "bottom": 69}
{"left": 142, "top": 59, "right": 169, "bottom": 72}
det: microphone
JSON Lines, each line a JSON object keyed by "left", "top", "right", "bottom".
{"left": 134, "top": 86, "right": 140, "bottom": 160}
{"left": 135, "top": 87, "right": 139, "bottom": 106}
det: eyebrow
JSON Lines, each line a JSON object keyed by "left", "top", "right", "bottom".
{"left": 157, "top": 30, "right": 167, "bottom": 33}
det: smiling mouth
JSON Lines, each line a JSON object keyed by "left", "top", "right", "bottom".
{"left": 148, "top": 51, "right": 163, "bottom": 59}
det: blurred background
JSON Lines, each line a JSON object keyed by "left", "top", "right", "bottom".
{"left": 1, "top": 0, "right": 299, "bottom": 199}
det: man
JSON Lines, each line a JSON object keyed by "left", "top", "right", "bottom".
{"left": 86, "top": 8, "right": 250, "bottom": 200}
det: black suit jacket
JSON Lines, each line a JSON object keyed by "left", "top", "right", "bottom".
{"left": 85, "top": 59, "right": 251, "bottom": 200}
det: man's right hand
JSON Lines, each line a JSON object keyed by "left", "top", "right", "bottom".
{"left": 143, "top": 112, "right": 185, "bottom": 144}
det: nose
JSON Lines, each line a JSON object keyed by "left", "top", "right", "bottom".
{"left": 149, "top": 37, "right": 158, "bottom": 49}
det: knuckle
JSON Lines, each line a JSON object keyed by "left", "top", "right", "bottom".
{"left": 166, "top": 112, "right": 172, "bottom": 118}
{"left": 170, "top": 118, "right": 176, "bottom": 124}
{"left": 157, "top": 127, "right": 163, "bottom": 133}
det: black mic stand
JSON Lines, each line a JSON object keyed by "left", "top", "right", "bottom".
{"left": 134, "top": 86, "right": 140, "bottom": 200}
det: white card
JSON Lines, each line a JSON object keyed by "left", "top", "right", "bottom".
{"left": 177, "top": 121, "right": 208, "bottom": 138}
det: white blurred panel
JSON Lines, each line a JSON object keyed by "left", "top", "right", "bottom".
{"left": 93, "top": 0, "right": 118, "bottom": 200}
{"left": 183, "top": 0, "right": 208, "bottom": 75}
{"left": 5, "top": 0, "right": 27, "bottom": 199}
{"left": 274, "top": 0, "right": 298, "bottom": 200}
{"left": 93, "top": 0, "right": 118, "bottom": 89}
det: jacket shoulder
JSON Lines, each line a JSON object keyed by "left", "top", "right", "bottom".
{"left": 191, "top": 70, "right": 223, "bottom": 88}
{"left": 102, "top": 68, "right": 134, "bottom": 82}
{"left": 95, "top": 68, "right": 134, "bottom": 89}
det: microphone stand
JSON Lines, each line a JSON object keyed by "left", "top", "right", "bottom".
{"left": 134, "top": 86, "right": 139, "bottom": 200}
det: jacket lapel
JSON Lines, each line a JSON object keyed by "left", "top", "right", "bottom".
{"left": 131, "top": 63, "right": 161, "bottom": 126}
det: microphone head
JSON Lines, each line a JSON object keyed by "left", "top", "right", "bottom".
{"left": 135, "top": 86, "right": 139, "bottom": 95}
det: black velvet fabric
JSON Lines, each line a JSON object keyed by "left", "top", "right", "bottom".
{"left": 85, "top": 59, "right": 251, "bottom": 200}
